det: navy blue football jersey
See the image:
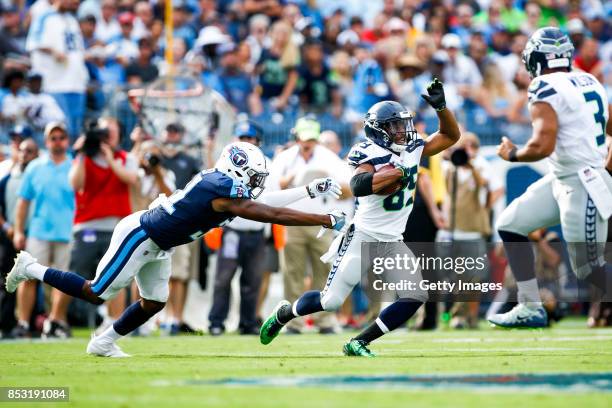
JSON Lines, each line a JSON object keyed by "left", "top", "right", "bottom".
{"left": 140, "top": 169, "right": 249, "bottom": 250}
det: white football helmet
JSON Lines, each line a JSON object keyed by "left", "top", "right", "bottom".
{"left": 215, "top": 142, "right": 269, "bottom": 199}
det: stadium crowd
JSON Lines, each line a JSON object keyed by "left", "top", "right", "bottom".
{"left": 0, "top": 0, "right": 611, "bottom": 338}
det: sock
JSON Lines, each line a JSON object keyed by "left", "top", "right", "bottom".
{"left": 26, "top": 263, "right": 47, "bottom": 281}
{"left": 17, "top": 320, "right": 29, "bottom": 330}
{"left": 498, "top": 230, "right": 536, "bottom": 282}
{"left": 516, "top": 278, "right": 542, "bottom": 306}
{"left": 295, "top": 291, "right": 324, "bottom": 315}
{"left": 43, "top": 268, "right": 87, "bottom": 299}
{"left": 113, "top": 301, "right": 153, "bottom": 336}
{"left": 355, "top": 299, "right": 423, "bottom": 343}
{"left": 99, "top": 325, "right": 122, "bottom": 342}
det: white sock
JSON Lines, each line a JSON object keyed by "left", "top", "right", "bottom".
{"left": 516, "top": 278, "right": 542, "bottom": 308}
{"left": 18, "top": 320, "right": 30, "bottom": 329}
{"left": 26, "top": 263, "right": 47, "bottom": 281}
{"left": 99, "top": 325, "right": 122, "bottom": 342}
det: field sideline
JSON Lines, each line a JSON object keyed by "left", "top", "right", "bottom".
{"left": 1, "top": 320, "right": 611, "bottom": 408}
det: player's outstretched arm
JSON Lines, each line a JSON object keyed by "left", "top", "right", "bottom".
{"left": 259, "top": 177, "right": 342, "bottom": 206}
{"left": 420, "top": 78, "right": 461, "bottom": 157}
{"left": 351, "top": 163, "right": 406, "bottom": 196}
{"left": 211, "top": 197, "right": 335, "bottom": 228}
{"left": 497, "top": 102, "right": 558, "bottom": 162}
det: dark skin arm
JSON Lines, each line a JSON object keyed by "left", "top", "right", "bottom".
{"left": 422, "top": 108, "right": 462, "bottom": 157}
{"left": 498, "top": 102, "right": 558, "bottom": 162}
{"left": 211, "top": 198, "right": 332, "bottom": 227}
{"left": 353, "top": 163, "right": 403, "bottom": 194}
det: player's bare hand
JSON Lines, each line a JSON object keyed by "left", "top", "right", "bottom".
{"left": 307, "top": 178, "right": 342, "bottom": 199}
{"left": 497, "top": 136, "right": 517, "bottom": 161}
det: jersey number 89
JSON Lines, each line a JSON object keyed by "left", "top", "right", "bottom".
{"left": 383, "top": 165, "right": 418, "bottom": 211}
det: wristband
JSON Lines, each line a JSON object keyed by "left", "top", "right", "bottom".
{"left": 508, "top": 147, "right": 519, "bottom": 162}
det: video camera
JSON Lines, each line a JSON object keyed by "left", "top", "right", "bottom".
{"left": 82, "top": 122, "right": 110, "bottom": 157}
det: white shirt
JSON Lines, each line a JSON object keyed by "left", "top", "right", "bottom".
{"left": 23, "top": 92, "right": 66, "bottom": 129}
{"left": 269, "top": 144, "right": 349, "bottom": 214}
{"left": 26, "top": 10, "right": 88, "bottom": 93}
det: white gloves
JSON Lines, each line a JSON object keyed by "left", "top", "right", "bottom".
{"left": 306, "top": 177, "right": 342, "bottom": 200}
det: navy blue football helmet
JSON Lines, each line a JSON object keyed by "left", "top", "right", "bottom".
{"left": 364, "top": 101, "right": 417, "bottom": 153}
{"left": 522, "top": 27, "right": 574, "bottom": 78}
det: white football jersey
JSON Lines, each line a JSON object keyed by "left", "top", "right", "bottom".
{"left": 528, "top": 71, "right": 608, "bottom": 177}
{"left": 347, "top": 139, "right": 424, "bottom": 241}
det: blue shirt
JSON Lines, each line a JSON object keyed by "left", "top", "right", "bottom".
{"left": 140, "top": 170, "right": 250, "bottom": 250}
{"left": 19, "top": 155, "right": 75, "bottom": 242}
{"left": 349, "top": 59, "right": 390, "bottom": 115}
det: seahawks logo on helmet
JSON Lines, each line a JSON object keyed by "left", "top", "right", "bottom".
{"left": 229, "top": 146, "right": 249, "bottom": 167}
{"left": 522, "top": 27, "right": 574, "bottom": 78}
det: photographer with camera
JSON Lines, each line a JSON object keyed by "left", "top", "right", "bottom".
{"left": 439, "top": 132, "right": 504, "bottom": 329}
{"left": 68, "top": 116, "right": 138, "bottom": 332}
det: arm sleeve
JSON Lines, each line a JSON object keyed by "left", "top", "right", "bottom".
{"left": 258, "top": 186, "right": 308, "bottom": 207}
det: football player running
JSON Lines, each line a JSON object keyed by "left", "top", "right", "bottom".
{"left": 490, "top": 27, "right": 612, "bottom": 328}
{"left": 260, "top": 79, "right": 461, "bottom": 356}
{"left": 5, "top": 142, "right": 345, "bottom": 357}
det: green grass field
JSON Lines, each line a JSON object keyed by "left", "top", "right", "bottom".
{"left": 1, "top": 320, "right": 611, "bottom": 408}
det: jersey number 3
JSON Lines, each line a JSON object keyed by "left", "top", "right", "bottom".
{"left": 383, "top": 165, "right": 418, "bottom": 211}
{"left": 584, "top": 91, "right": 606, "bottom": 147}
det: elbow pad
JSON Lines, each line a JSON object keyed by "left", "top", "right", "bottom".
{"left": 350, "top": 172, "right": 374, "bottom": 197}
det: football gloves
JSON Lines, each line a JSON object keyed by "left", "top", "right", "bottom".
{"left": 306, "top": 177, "right": 342, "bottom": 199}
{"left": 421, "top": 78, "right": 446, "bottom": 111}
{"left": 325, "top": 210, "right": 347, "bottom": 231}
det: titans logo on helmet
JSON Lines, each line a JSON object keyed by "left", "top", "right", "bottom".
{"left": 229, "top": 146, "right": 249, "bottom": 167}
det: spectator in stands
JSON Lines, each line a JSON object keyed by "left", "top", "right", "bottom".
{"left": 391, "top": 54, "right": 428, "bottom": 113}
{"left": 475, "top": 63, "right": 513, "bottom": 126}
{"left": 244, "top": 14, "right": 270, "bottom": 72}
{"left": 189, "top": 0, "right": 219, "bottom": 34}
{"left": 23, "top": 72, "right": 66, "bottom": 145}
{"left": 0, "top": 137, "right": 38, "bottom": 338}
{"left": 0, "top": 5, "right": 27, "bottom": 55}
{"left": 1, "top": 70, "right": 28, "bottom": 131}
{"left": 347, "top": 45, "right": 391, "bottom": 119}
{"left": 79, "top": 14, "right": 98, "bottom": 50}
{"left": 95, "top": 0, "right": 120, "bottom": 44}
{"left": 160, "top": 123, "right": 200, "bottom": 335}
{"left": 492, "top": 32, "right": 527, "bottom": 83}
{"left": 504, "top": 67, "right": 532, "bottom": 144}
{"left": 269, "top": 116, "right": 348, "bottom": 334}
{"left": 26, "top": 0, "right": 88, "bottom": 140}
{"left": 171, "top": 2, "right": 197, "bottom": 51}
{"left": 69, "top": 116, "right": 138, "bottom": 333}
{"left": 296, "top": 38, "right": 342, "bottom": 117}
{"left": 0, "top": 126, "right": 29, "bottom": 177}
{"left": 250, "top": 20, "right": 299, "bottom": 115}
{"left": 441, "top": 33, "right": 482, "bottom": 107}
{"left": 209, "top": 42, "right": 254, "bottom": 115}
{"left": 574, "top": 37, "right": 603, "bottom": 83}
{"left": 125, "top": 37, "right": 159, "bottom": 85}
{"left": 132, "top": 0, "right": 154, "bottom": 41}
{"left": 106, "top": 12, "right": 139, "bottom": 67}
{"left": 451, "top": 4, "right": 475, "bottom": 49}
{"left": 13, "top": 122, "right": 74, "bottom": 338}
